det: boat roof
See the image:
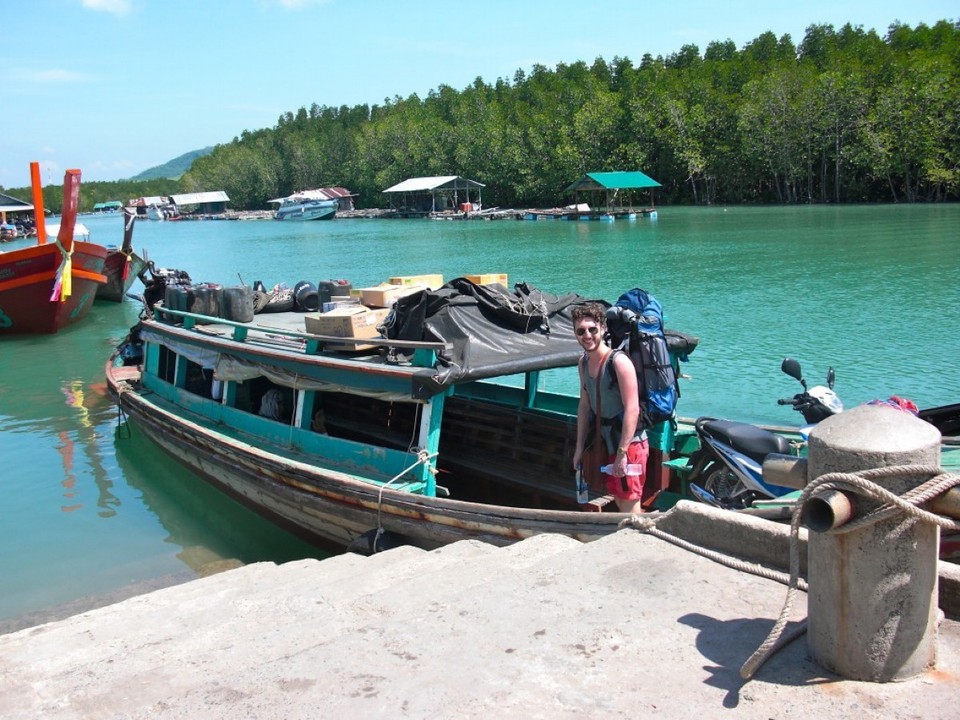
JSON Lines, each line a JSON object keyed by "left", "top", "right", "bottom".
{"left": 267, "top": 188, "right": 350, "bottom": 204}
{"left": 565, "top": 171, "right": 662, "bottom": 192}
{"left": 143, "top": 280, "right": 698, "bottom": 401}
{"left": 383, "top": 176, "right": 485, "bottom": 193}
{"left": 384, "top": 280, "right": 599, "bottom": 397}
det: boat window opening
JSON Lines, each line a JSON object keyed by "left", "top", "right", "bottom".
{"left": 318, "top": 392, "right": 420, "bottom": 452}
{"left": 156, "top": 345, "right": 177, "bottom": 384}
{"left": 242, "top": 377, "right": 294, "bottom": 424}
{"left": 182, "top": 361, "right": 216, "bottom": 399}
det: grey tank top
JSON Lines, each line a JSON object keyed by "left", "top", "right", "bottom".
{"left": 581, "top": 351, "right": 644, "bottom": 452}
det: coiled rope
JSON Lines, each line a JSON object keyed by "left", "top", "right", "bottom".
{"left": 621, "top": 463, "right": 960, "bottom": 680}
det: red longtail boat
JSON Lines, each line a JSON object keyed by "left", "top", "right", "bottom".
{"left": 0, "top": 164, "right": 107, "bottom": 335}
{"left": 98, "top": 208, "right": 146, "bottom": 302}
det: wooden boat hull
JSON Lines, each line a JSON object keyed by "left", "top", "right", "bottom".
{"left": 0, "top": 240, "right": 108, "bottom": 335}
{"left": 107, "top": 361, "right": 629, "bottom": 550}
{"left": 98, "top": 249, "right": 146, "bottom": 302}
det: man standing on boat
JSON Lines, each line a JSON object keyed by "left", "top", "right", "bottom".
{"left": 572, "top": 304, "right": 648, "bottom": 514}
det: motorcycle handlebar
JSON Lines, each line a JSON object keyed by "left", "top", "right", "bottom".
{"left": 777, "top": 397, "right": 797, "bottom": 406}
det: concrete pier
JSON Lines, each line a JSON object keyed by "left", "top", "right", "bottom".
{"left": 1, "top": 503, "right": 958, "bottom": 719}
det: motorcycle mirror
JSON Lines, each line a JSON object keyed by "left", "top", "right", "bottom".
{"left": 827, "top": 366, "right": 836, "bottom": 389}
{"left": 781, "top": 358, "right": 805, "bottom": 387}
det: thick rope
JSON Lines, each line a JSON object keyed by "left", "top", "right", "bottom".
{"left": 739, "top": 464, "right": 959, "bottom": 680}
{"left": 619, "top": 514, "right": 808, "bottom": 591}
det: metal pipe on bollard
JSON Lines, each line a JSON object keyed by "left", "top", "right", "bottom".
{"left": 805, "top": 404, "right": 942, "bottom": 682}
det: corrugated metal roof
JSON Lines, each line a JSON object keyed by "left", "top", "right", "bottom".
{"left": 565, "top": 171, "right": 661, "bottom": 192}
{"left": 383, "top": 176, "right": 485, "bottom": 193}
{"left": 267, "top": 187, "right": 356, "bottom": 204}
{"left": 170, "top": 191, "right": 230, "bottom": 205}
{"left": 133, "top": 196, "right": 169, "bottom": 206}
{"left": 0, "top": 191, "right": 33, "bottom": 212}
{"left": 92, "top": 201, "right": 123, "bottom": 210}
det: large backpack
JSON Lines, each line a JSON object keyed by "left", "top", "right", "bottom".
{"left": 606, "top": 288, "right": 679, "bottom": 429}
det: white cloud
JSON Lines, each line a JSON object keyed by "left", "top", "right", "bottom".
{"left": 81, "top": 0, "right": 132, "bottom": 15}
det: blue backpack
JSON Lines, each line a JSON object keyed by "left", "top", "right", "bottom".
{"left": 607, "top": 288, "right": 679, "bottom": 429}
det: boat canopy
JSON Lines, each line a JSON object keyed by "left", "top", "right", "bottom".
{"left": 564, "top": 171, "right": 661, "bottom": 193}
{"left": 383, "top": 279, "right": 601, "bottom": 398}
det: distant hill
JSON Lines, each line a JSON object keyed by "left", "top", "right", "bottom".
{"left": 130, "top": 147, "right": 214, "bottom": 181}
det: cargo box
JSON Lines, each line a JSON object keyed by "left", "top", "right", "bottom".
{"left": 388, "top": 274, "right": 444, "bottom": 289}
{"left": 304, "top": 306, "right": 390, "bottom": 351}
{"left": 360, "top": 283, "right": 428, "bottom": 308}
{"left": 464, "top": 273, "right": 508, "bottom": 286}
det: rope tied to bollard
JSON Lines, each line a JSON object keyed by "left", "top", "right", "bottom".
{"left": 618, "top": 514, "right": 809, "bottom": 591}
{"left": 739, "top": 463, "right": 960, "bottom": 681}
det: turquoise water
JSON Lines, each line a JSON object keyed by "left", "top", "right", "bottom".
{"left": 1, "top": 205, "right": 957, "bottom": 623}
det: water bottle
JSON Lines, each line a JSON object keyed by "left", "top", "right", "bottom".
{"left": 575, "top": 466, "right": 589, "bottom": 504}
{"left": 600, "top": 464, "right": 645, "bottom": 475}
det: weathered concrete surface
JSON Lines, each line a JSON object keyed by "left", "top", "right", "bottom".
{"left": 2, "top": 522, "right": 959, "bottom": 719}
{"left": 806, "top": 405, "right": 943, "bottom": 681}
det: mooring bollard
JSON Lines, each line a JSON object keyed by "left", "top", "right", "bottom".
{"left": 806, "top": 403, "right": 942, "bottom": 681}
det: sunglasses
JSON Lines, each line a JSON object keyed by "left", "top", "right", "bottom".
{"left": 576, "top": 326, "right": 600, "bottom": 337}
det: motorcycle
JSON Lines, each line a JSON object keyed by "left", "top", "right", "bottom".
{"left": 687, "top": 358, "right": 844, "bottom": 510}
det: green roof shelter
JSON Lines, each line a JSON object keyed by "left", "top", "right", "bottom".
{"left": 92, "top": 201, "right": 123, "bottom": 212}
{"left": 564, "top": 171, "right": 661, "bottom": 218}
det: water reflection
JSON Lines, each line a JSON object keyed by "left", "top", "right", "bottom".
{"left": 113, "top": 420, "right": 329, "bottom": 574}
{"left": 58, "top": 379, "right": 120, "bottom": 516}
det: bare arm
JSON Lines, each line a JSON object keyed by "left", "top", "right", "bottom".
{"left": 573, "top": 362, "right": 591, "bottom": 471}
{"left": 612, "top": 352, "right": 640, "bottom": 474}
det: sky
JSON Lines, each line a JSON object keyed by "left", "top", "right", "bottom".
{"left": 1, "top": 0, "right": 956, "bottom": 190}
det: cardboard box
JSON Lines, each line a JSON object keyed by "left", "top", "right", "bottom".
{"left": 388, "top": 274, "right": 444, "bottom": 289}
{"left": 304, "top": 306, "right": 390, "bottom": 351}
{"left": 360, "top": 282, "right": 428, "bottom": 308}
{"left": 321, "top": 298, "right": 359, "bottom": 312}
{"left": 465, "top": 273, "right": 508, "bottom": 286}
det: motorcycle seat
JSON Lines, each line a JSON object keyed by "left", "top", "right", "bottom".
{"left": 700, "top": 419, "right": 792, "bottom": 461}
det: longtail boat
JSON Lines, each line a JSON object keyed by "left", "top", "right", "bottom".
{"left": 0, "top": 164, "right": 107, "bottom": 335}
{"left": 98, "top": 208, "right": 146, "bottom": 302}
{"left": 107, "top": 279, "right": 699, "bottom": 551}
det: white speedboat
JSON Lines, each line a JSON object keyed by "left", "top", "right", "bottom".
{"left": 270, "top": 192, "right": 338, "bottom": 221}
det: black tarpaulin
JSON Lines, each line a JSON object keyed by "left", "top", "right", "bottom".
{"left": 384, "top": 279, "right": 603, "bottom": 399}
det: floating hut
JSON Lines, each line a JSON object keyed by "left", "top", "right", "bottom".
{"left": 170, "top": 191, "right": 231, "bottom": 216}
{"left": 383, "top": 176, "right": 484, "bottom": 218}
{"left": 92, "top": 201, "right": 123, "bottom": 213}
{"left": 526, "top": 171, "right": 661, "bottom": 221}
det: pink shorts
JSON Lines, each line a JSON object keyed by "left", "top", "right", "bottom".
{"left": 603, "top": 439, "right": 649, "bottom": 500}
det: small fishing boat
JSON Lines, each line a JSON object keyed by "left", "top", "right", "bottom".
{"left": 98, "top": 209, "right": 147, "bottom": 302}
{"left": 270, "top": 191, "right": 338, "bottom": 221}
{"left": 0, "top": 164, "right": 107, "bottom": 335}
{"left": 146, "top": 203, "right": 180, "bottom": 221}
{"left": 107, "top": 278, "right": 699, "bottom": 551}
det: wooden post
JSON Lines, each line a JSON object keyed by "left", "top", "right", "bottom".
{"left": 30, "top": 162, "right": 47, "bottom": 245}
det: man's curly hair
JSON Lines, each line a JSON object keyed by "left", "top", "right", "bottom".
{"left": 571, "top": 302, "right": 606, "bottom": 326}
